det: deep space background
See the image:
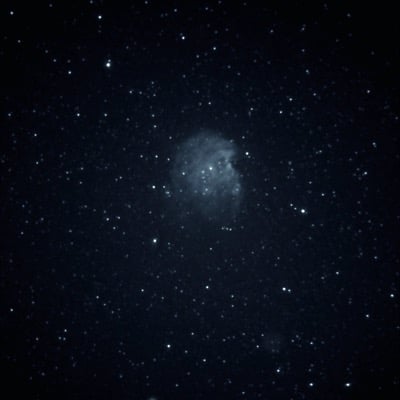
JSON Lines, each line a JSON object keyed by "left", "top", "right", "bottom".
{"left": 0, "top": 1, "right": 399, "bottom": 399}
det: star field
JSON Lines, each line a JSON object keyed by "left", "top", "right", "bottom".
{"left": 0, "top": 1, "right": 399, "bottom": 399}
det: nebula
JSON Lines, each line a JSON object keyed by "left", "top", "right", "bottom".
{"left": 170, "top": 132, "right": 242, "bottom": 221}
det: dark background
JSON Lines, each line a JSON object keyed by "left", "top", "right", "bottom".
{"left": 0, "top": 1, "right": 398, "bottom": 399}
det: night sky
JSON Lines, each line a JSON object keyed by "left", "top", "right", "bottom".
{"left": 1, "top": 1, "right": 399, "bottom": 399}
